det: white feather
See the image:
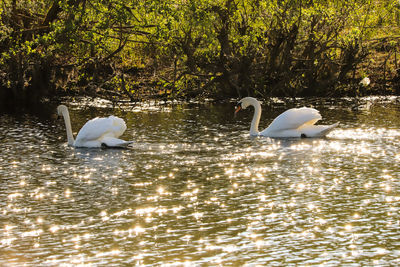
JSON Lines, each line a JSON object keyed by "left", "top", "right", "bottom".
{"left": 57, "top": 105, "right": 133, "bottom": 148}
{"left": 236, "top": 97, "right": 338, "bottom": 138}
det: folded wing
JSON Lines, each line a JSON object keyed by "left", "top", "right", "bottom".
{"left": 75, "top": 116, "right": 127, "bottom": 145}
{"left": 266, "top": 107, "right": 322, "bottom": 132}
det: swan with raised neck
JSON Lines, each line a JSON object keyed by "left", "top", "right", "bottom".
{"left": 235, "top": 97, "right": 339, "bottom": 138}
{"left": 57, "top": 105, "right": 75, "bottom": 146}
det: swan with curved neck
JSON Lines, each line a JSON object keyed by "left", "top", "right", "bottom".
{"left": 57, "top": 105, "right": 133, "bottom": 148}
{"left": 235, "top": 97, "right": 338, "bottom": 138}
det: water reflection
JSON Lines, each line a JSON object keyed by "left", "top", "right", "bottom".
{"left": 1, "top": 97, "right": 400, "bottom": 266}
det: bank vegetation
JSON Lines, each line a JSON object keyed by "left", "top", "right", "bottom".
{"left": 1, "top": 0, "right": 399, "bottom": 111}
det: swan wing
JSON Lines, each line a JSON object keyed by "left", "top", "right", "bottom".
{"left": 75, "top": 115, "right": 127, "bottom": 143}
{"left": 265, "top": 107, "right": 322, "bottom": 132}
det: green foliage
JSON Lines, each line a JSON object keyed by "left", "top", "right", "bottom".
{"left": 0, "top": 0, "right": 399, "bottom": 110}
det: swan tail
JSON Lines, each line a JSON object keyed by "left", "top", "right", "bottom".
{"left": 300, "top": 122, "right": 339, "bottom": 138}
{"left": 101, "top": 137, "right": 134, "bottom": 148}
{"left": 113, "top": 141, "right": 134, "bottom": 148}
{"left": 316, "top": 122, "right": 339, "bottom": 137}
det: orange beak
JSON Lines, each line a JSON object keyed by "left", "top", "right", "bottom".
{"left": 234, "top": 106, "right": 241, "bottom": 117}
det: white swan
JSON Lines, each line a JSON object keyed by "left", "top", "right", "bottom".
{"left": 235, "top": 97, "right": 338, "bottom": 138}
{"left": 57, "top": 105, "right": 133, "bottom": 148}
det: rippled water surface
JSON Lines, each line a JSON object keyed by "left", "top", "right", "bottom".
{"left": 1, "top": 97, "right": 400, "bottom": 266}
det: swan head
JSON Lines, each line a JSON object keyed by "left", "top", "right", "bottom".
{"left": 57, "top": 105, "right": 68, "bottom": 116}
{"left": 235, "top": 97, "right": 259, "bottom": 115}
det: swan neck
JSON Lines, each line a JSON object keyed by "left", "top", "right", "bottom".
{"left": 61, "top": 108, "right": 75, "bottom": 146}
{"left": 250, "top": 101, "right": 261, "bottom": 136}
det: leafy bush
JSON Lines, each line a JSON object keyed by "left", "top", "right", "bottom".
{"left": 0, "top": 0, "right": 399, "bottom": 110}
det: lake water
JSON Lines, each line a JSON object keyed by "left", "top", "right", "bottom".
{"left": 1, "top": 97, "right": 400, "bottom": 266}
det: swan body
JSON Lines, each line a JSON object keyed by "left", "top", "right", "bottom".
{"left": 235, "top": 97, "right": 338, "bottom": 138}
{"left": 57, "top": 105, "right": 133, "bottom": 148}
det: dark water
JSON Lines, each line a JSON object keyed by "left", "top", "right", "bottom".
{"left": 1, "top": 97, "right": 400, "bottom": 266}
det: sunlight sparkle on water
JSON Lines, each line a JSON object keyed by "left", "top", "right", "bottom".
{"left": 1, "top": 98, "right": 400, "bottom": 266}
{"left": 345, "top": 224, "right": 352, "bottom": 231}
{"left": 133, "top": 226, "right": 145, "bottom": 235}
{"left": 21, "top": 229, "right": 43, "bottom": 237}
{"left": 50, "top": 225, "right": 60, "bottom": 233}
{"left": 8, "top": 192, "right": 23, "bottom": 200}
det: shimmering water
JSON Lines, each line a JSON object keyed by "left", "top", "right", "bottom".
{"left": 1, "top": 97, "right": 400, "bottom": 266}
